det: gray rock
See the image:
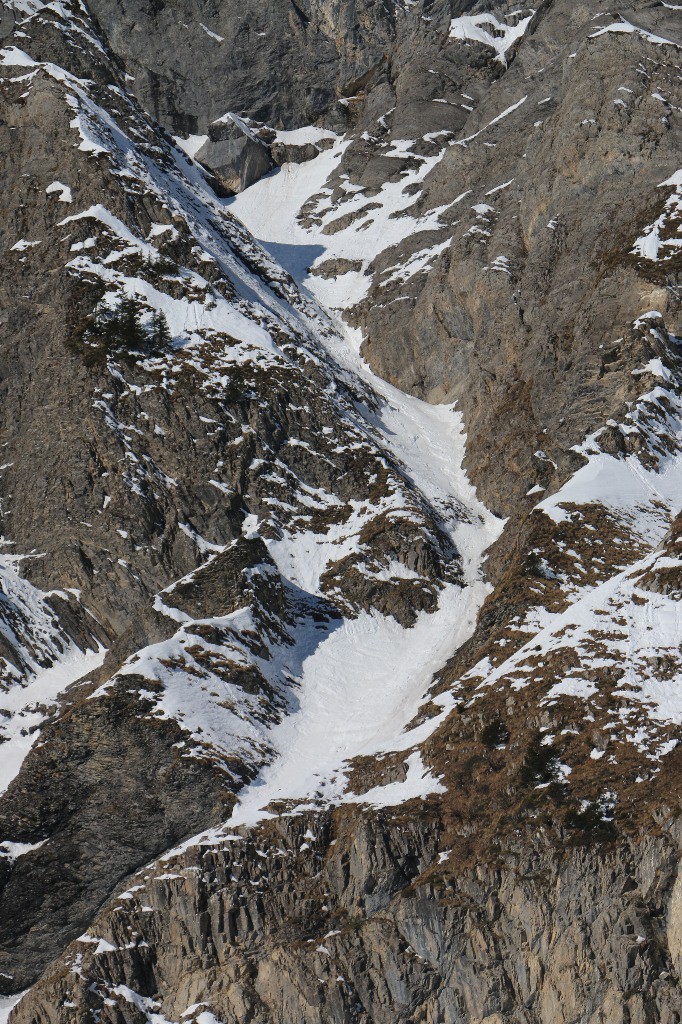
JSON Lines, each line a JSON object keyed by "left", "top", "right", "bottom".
{"left": 10, "top": 811, "right": 682, "bottom": 1024}
{"left": 197, "top": 116, "right": 273, "bottom": 194}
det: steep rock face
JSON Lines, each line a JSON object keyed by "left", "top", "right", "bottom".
{"left": 84, "top": 0, "right": 400, "bottom": 132}
{"left": 358, "top": 0, "right": 682, "bottom": 516}
{"left": 0, "top": 684, "right": 235, "bottom": 996}
{"left": 10, "top": 809, "right": 682, "bottom": 1024}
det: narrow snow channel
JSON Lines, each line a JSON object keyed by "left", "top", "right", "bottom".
{"left": 0, "top": 993, "right": 26, "bottom": 1024}
{"left": 225, "top": 150, "right": 503, "bottom": 824}
{"left": 0, "top": 644, "right": 106, "bottom": 795}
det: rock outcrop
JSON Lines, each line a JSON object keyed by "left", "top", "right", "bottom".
{"left": 11, "top": 809, "right": 682, "bottom": 1024}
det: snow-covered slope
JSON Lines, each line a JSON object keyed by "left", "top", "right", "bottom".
{"left": 0, "top": 551, "right": 105, "bottom": 795}
{"left": 228, "top": 135, "right": 456, "bottom": 313}
{"left": 458, "top": 317, "right": 682, "bottom": 769}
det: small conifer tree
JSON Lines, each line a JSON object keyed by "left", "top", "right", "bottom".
{"left": 150, "top": 309, "right": 172, "bottom": 351}
{"left": 116, "top": 295, "right": 144, "bottom": 349}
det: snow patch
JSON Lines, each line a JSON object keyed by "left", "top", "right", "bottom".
{"left": 450, "top": 10, "right": 537, "bottom": 65}
{"left": 46, "top": 180, "right": 72, "bottom": 202}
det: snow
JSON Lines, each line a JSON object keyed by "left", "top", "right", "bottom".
{"left": 486, "top": 179, "right": 514, "bottom": 196}
{"left": 79, "top": 934, "right": 118, "bottom": 953}
{"left": 211, "top": 111, "right": 260, "bottom": 140}
{"left": 0, "top": 839, "right": 46, "bottom": 860}
{"left": 95, "top": 603, "right": 281, "bottom": 779}
{"left": 81, "top": 188, "right": 503, "bottom": 825}
{"left": 93, "top": 261, "right": 276, "bottom": 352}
{"left": 455, "top": 95, "right": 528, "bottom": 148}
{"left": 7, "top": 0, "right": 47, "bottom": 14}
{"left": 95, "top": 96, "right": 504, "bottom": 826}
{"left": 9, "top": 238, "right": 40, "bottom": 251}
{"left": 272, "top": 126, "right": 339, "bottom": 147}
{"left": 199, "top": 23, "right": 223, "bottom": 42}
{"left": 449, "top": 10, "right": 537, "bottom": 65}
{"left": 538, "top": 448, "right": 682, "bottom": 541}
{"left": 228, "top": 580, "right": 484, "bottom": 825}
{"left": 346, "top": 751, "right": 445, "bottom": 808}
{"left": 0, "top": 44, "right": 36, "bottom": 66}
{"left": 0, "top": 994, "right": 26, "bottom": 1024}
{"left": 0, "top": 544, "right": 107, "bottom": 796}
{"left": 59, "top": 204, "right": 151, "bottom": 251}
{"left": 633, "top": 169, "right": 681, "bottom": 263}
{"left": 264, "top": 499, "right": 388, "bottom": 596}
{"left": 380, "top": 239, "right": 451, "bottom": 288}
{"left": 546, "top": 678, "right": 598, "bottom": 701}
{"left": 59, "top": 202, "right": 279, "bottom": 353}
{"left": 384, "top": 138, "right": 418, "bottom": 159}
{"left": 0, "top": 642, "right": 106, "bottom": 794}
{"left": 174, "top": 133, "right": 209, "bottom": 159}
{"left": 0, "top": 10, "right": 550, "bottom": 847}
{"left": 589, "top": 19, "right": 680, "bottom": 49}
{"left": 0, "top": 0, "right": 680, "bottom": 963}
{"left": 109, "top": 986, "right": 173, "bottom": 1023}
{"left": 51, "top": 73, "right": 330, "bottom": 349}
{"left": 46, "top": 180, "right": 72, "bottom": 202}
{"left": 489, "top": 255, "right": 511, "bottom": 274}
{"left": 227, "top": 137, "right": 453, "bottom": 312}
{"left": 537, "top": 370, "right": 682, "bottom": 546}
{"left": 0, "top": 23, "right": 625, "bottom": 1024}
{"left": 95, "top": 339, "right": 501, "bottom": 816}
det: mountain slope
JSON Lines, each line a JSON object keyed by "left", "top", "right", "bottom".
{"left": 0, "top": 0, "right": 494, "bottom": 994}
{"left": 0, "top": 0, "right": 681, "bottom": 1021}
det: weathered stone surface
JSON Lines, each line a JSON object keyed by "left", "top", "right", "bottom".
{"left": 196, "top": 118, "right": 274, "bottom": 194}
{"left": 10, "top": 809, "right": 682, "bottom": 1024}
{"left": 85, "top": 0, "right": 400, "bottom": 134}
